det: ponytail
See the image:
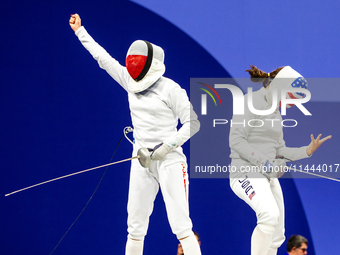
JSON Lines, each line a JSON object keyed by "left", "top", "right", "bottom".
{"left": 246, "top": 65, "right": 284, "bottom": 88}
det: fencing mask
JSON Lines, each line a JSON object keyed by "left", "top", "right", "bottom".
{"left": 126, "top": 40, "right": 165, "bottom": 93}
{"left": 267, "top": 66, "right": 308, "bottom": 109}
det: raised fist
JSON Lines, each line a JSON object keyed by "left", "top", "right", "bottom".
{"left": 69, "top": 14, "right": 81, "bottom": 32}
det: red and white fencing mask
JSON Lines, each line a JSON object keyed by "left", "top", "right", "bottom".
{"left": 126, "top": 40, "right": 165, "bottom": 93}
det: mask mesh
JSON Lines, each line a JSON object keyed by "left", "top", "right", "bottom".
{"left": 127, "top": 40, "right": 164, "bottom": 63}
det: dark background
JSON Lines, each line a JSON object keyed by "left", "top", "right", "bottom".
{"left": 2, "top": 0, "right": 339, "bottom": 254}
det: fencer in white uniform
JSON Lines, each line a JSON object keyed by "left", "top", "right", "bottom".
{"left": 229, "top": 66, "right": 331, "bottom": 255}
{"left": 69, "top": 14, "right": 201, "bottom": 255}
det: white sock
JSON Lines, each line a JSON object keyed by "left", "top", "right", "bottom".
{"left": 179, "top": 233, "right": 201, "bottom": 255}
{"left": 125, "top": 237, "right": 144, "bottom": 255}
{"left": 251, "top": 225, "right": 273, "bottom": 255}
{"left": 266, "top": 248, "right": 277, "bottom": 255}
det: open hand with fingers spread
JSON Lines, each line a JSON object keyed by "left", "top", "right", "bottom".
{"left": 306, "top": 134, "right": 332, "bottom": 156}
{"left": 69, "top": 14, "right": 81, "bottom": 32}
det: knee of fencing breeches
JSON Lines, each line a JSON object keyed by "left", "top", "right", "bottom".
{"left": 270, "top": 231, "right": 286, "bottom": 249}
{"left": 257, "top": 207, "right": 280, "bottom": 234}
{"left": 128, "top": 234, "right": 145, "bottom": 242}
{"left": 271, "top": 235, "right": 286, "bottom": 249}
{"left": 127, "top": 219, "right": 148, "bottom": 240}
{"left": 176, "top": 229, "right": 193, "bottom": 240}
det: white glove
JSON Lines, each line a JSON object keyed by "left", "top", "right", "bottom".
{"left": 261, "top": 159, "right": 286, "bottom": 180}
{"left": 150, "top": 143, "right": 171, "bottom": 161}
{"left": 150, "top": 134, "right": 184, "bottom": 161}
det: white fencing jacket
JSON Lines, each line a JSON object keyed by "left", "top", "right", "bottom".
{"left": 229, "top": 87, "right": 309, "bottom": 169}
{"left": 75, "top": 27, "right": 200, "bottom": 149}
